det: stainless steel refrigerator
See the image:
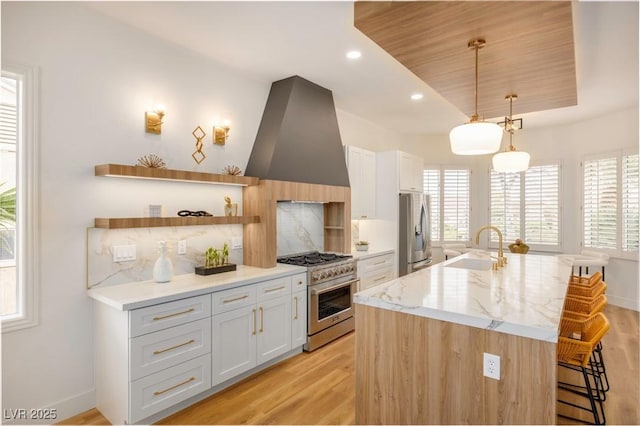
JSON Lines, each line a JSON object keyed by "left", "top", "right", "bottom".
{"left": 399, "top": 193, "right": 432, "bottom": 276}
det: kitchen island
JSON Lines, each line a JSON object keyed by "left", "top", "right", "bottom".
{"left": 354, "top": 251, "right": 573, "bottom": 425}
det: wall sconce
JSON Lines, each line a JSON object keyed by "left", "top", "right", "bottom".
{"left": 145, "top": 105, "right": 166, "bottom": 134}
{"left": 213, "top": 120, "right": 231, "bottom": 145}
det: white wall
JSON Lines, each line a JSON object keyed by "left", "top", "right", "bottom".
{"left": 1, "top": 2, "right": 270, "bottom": 421}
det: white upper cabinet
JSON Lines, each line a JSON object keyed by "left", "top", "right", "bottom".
{"left": 345, "top": 145, "right": 376, "bottom": 219}
{"left": 399, "top": 152, "right": 424, "bottom": 193}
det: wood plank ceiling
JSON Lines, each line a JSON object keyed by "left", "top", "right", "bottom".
{"left": 354, "top": 1, "right": 577, "bottom": 121}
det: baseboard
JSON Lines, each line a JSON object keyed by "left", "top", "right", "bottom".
{"left": 2, "top": 388, "right": 95, "bottom": 425}
{"left": 607, "top": 294, "right": 640, "bottom": 311}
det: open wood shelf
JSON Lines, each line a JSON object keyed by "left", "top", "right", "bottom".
{"left": 95, "top": 164, "right": 259, "bottom": 186}
{"left": 94, "top": 215, "right": 260, "bottom": 229}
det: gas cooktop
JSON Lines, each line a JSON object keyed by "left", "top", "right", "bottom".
{"left": 277, "top": 251, "right": 352, "bottom": 267}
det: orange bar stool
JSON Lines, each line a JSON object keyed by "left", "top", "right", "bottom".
{"left": 562, "top": 292, "right": 611, "bottom": 395}
{"left": 557, "top": 312, "right": 610, "bottom": 425}
{"left": 567, "top": 279, "right": 607, "bottom": 300}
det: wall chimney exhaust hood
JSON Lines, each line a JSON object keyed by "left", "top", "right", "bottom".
{"left": 245, "top": 76, "right": 350, "bottom": 187}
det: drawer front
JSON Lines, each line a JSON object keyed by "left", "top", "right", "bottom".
{"left": 256, "top": 277, "right": 292, "bottom": 302}
{"left": 361, "top": 268, "right": 394, "bottom": 291}
{"left": 130, "top": 353, "right": 212, "bottom": 424}
{"left": 291, "top": 273, "right": 307, "bottom": 293}
{"left": 130, "top": 294, "right": 212, "bottom": 337}
{"left": 212, "top": 285, "right": 257, "bottom": 315}
{"left": 130, "top": 318, "right": 212, "bottom": 381}
{"left": 359, "top": 253, "right": 394, "bottom": 274}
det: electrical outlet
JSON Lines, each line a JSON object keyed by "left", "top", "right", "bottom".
{"left": 112, "top": 244, "right": 136, "bottom": 262}
{"left": 483, "top": 352, "right": 500, "bottom": 380}
{"left": 231, "top": 236, "right": 242, "bottom": 249}
{"left": 178, "top": 240, "right": 187, "bottom": 255}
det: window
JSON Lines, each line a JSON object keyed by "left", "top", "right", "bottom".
{"left": 489, "top": 163, "right": 561, "bottom": 250}
{"left": 583, "top": 151, "right": 639, "bottom": 258}
{"left": 424, "top": 167, "right": 470, "bottom": 243}
{"left": 622, "top": 154, "right": 639, "bottom": 252}
{"left": 1, "top": 65, "right": 39, "bottom": 332}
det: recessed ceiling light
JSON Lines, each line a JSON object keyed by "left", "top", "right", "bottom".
{"left": 346, "top": 50, "right": 362, "bottom": 60}
{"left": 411, "top": 93, "right": 424, "bottom": 100}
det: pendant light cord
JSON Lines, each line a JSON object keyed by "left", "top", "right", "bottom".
{"left": 474, "top": 43, "right": 479, "bottom": 120}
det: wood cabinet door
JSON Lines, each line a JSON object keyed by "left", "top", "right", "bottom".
{"left": 257, "top": 296, "right": 292, "bottom": 364}
{"left": 211, "top": 305, "right": 257, "bottom": 386}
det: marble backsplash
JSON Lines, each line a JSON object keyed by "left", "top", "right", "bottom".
{"left": 87, "top": 225, "right": 242, "bottom": 288}
{"left": 276, "top": 202, "right": 323, "bottom": 256}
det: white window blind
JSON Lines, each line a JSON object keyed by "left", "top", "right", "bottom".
{"left": 490, "top": 172, "right": 521, "bottom": 243}
{"left": 423, "top": 169, "right": 440, "bottom": 241}
{"left": 583, "top": 157, "right": 618, "bottom": 250}
{"left": 622, "top": 153, "right": 639, "bottom": 252}
{"left": 443, "top": 169, "right": 470, "bottom": 241}
{"left": 525, "top": 165, "right": 560, "bottom": 245}
{"left": 489, "top": 163, "right": 560, "bottom": 249}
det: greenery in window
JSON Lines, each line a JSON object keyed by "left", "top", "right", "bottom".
{"left": 0, "top": 182, "right": 16, "bottom": 253}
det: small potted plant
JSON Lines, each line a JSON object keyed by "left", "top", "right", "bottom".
{"left": 355, "top": 240, "right": 369, "bottom": 251}
{"left": 196, "top": 244, "right": 237, "bottom": 275}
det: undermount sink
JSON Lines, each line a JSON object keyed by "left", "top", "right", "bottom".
{"left": 445, "top": 258, "right": 493, "bottom": 271}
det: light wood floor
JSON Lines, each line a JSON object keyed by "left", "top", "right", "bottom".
{"left": 59, "top": 304, "right": 639, "bottom": 425}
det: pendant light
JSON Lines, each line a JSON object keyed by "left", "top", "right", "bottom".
{"left": 450, "top": 39, "right": 503, "bottom": 155}
{"left": 492, "top": 94, "right": 530, "bottom": 173}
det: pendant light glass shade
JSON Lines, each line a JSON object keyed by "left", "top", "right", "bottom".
{"left": 449, "top": 38, "right": 502, "bottom": 155}
{"left": 450, "top": 121, "right": 503, "bottom": 155}
{"left": 492, "top": 150, "right": 530, "bottom": 173}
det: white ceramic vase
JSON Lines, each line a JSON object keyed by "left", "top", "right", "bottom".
{"left": 153, "top": 240, "right": 173, "bottom": 283}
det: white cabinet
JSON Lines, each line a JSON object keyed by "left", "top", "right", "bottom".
{"left": 257, "top": 296, "right": 291, "bottom": 364}
{"left": 95, "top": 294, "right": 214, "bottom": 425}
{"left": 211, "top": 305, "right": 257, "bottom": 385}
{"left": 345, "top": 145, "right": 376, "bottom": 219}
{"left": 357, "top": 251, "right": 395, "bottom": 291}
{"left": 291, "top": 289, "right": 307, "bottom": 348}
{"left": 399, "top": 152, "right": 424, "bottom": 193}
{"left": 211, "top": 273, "right": 307, "bottom": 386}
{"left": 94, "top": 269, "right": 307, "bottom": 425}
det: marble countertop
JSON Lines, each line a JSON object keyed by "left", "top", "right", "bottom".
{"left": 88, "top": 264, "right": 307, "bottom": 311}
{"left": 354, "top": 251, "right": 573, "bottom": 342}
{"left": 350, "top": 247, "right": 395, "bottom": 260}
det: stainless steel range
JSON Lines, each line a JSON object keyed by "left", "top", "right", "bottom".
{"left": 277, "top": 251, "right": 358, "bottom": 351}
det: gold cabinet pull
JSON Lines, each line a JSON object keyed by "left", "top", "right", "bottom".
{"left": 153, "top": 308, "right": 195, "bottom": 321}
{"left": 373, "top": 260, "right": 386, "bottom": 265}
{"left": 153, "top": 376, "right": 196, "bottom": 396}
{"left": 374, "top": 276, "right": 388, "bottom": 282}
{"left": 259, "top": 306, "right": 264, "bottom": 333}
{"left": 153, "top": 339, "right": 195, "bottom": 355}
{"left": 252, "top": 308, "right": 257, "bottom": 335}
{"left": 294, "top": 296, "right": 298, "bottom": 320}
{"left": 265, "top": 286, "right": 285, "bottom": 293}
{"left": 223, "top": 295, "right": 248, "bottom": 304}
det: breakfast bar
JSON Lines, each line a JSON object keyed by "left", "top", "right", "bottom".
{"left": 354, "top": 251, "right": 573, "bottom": 424}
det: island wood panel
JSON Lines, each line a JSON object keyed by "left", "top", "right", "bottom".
{"left": 243, "top": 180, "right": 351, "bottom": 268}
{"left": 355, "top": 304, "right": 556, "bottom": 424}
{"left": 483, "top": 325, "right": 556, "bottom": 424}
{"left": 354, "top": 1, "right": 576, "bottom": 119}
{"left": 94, "top": 216, "right": 259, "bottom": 229}
{"left": 95, "top": 164, "right": 259, "bottom": 186}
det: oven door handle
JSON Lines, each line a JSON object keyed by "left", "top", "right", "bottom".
{"left": 310, "top": 279, "right": 358, "bottom": 296}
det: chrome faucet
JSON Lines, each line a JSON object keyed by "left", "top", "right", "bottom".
{"left": 475, "top": 225, "right": 507, "bottom": 269}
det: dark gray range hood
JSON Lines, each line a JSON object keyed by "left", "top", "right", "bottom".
{"left": 245, "top": 76, "right": 350, "bottom": 187}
